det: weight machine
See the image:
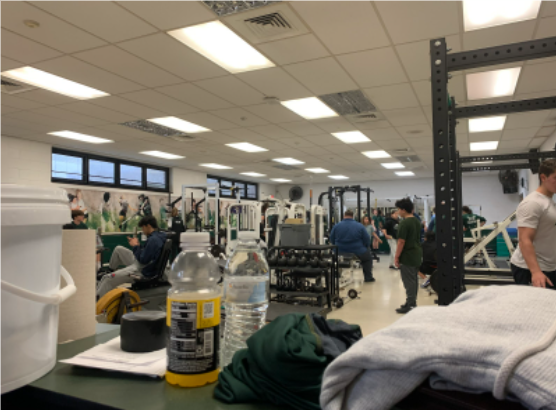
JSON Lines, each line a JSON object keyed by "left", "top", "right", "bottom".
{"left": 225, "top": 202, "right": 261, "bottom": 255}
{"left": 310, "top": 205, "right": 326, "bottom": 245}
{"left": 430, "top": 35, "right": 556, "bottom": 304}
{"left": 318, "top": 185, "right": 374, "bottom": 233}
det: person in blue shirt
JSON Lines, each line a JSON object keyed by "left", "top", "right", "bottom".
{"left": 330, "top": 210, "right": 374, "bottom": 282}
{"left": 427, "top": 208, "right": 436, "bottom": 233}
{"left": 97, "top": 216, "right": 166, "bottom": 298}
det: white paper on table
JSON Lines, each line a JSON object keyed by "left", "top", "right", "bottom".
{"left": 60, "top": 336, "right": 166, "bottom": 378}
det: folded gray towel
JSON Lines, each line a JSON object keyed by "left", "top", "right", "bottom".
{"left": 320, "top": 286, "right": 556, "bottom": 410}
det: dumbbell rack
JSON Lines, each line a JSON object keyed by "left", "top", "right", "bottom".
{"left": 268, "top": 245, "right": 339, "bottom": 311}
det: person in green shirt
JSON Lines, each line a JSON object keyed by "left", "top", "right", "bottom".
{"left": 394, "top": 198, "right": 423, "bottom": 314}
{"left": 372, "top": 209, "right": 385, "bottom": 250}
{"left": 71, "top": 210, "right": 88, "bottom": 230}
{"left": 462, "top": 206, "right": 486, "bottom": 241}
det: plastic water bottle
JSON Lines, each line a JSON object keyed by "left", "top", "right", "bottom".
{"left": 166, "top": 232, "right": 221, "bottom": 387}
{"left": 221, "top": 236, "right": 269, "bottom": 368}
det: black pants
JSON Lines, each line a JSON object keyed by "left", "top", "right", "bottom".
{"left": 511, "top": 263, "right": 556, "bottom": 290}
{"left": 356, "top": 249, "right": 374, "bottom": 282}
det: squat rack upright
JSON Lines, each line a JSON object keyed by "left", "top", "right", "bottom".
{"left": 430, "top": 36, "right": 556, "bottom": 305}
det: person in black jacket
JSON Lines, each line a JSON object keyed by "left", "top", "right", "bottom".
{"left": 97, "top": 216, "right": 166, "bottom": 298}
{"left": 419, "top": 231, "right": 437, "bottom": 288}
{"left": 382, "top": 210, "right": 400, "bottom": 270}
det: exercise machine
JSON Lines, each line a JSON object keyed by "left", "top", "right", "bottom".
{"left": 310, "top": 205, "right": 326, "bottom": 245}
{"left": 319, "top": 185, "right": 374, "bottom": 233}
{"left": 225, "top": 202, "right": 262, "bottom": 255}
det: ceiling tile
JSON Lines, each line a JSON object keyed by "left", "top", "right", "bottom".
{"left": 463, "top": 20, "right": 536, "bottom": 50}
{"left": 244, "top": 104, "right": 301, "bottom": 124}
{"left": 117, "top": 1, "right": 215, "bottom": 30}
{"left": 376, "top": 139, "right": 410, "bottom": 150}
{"left": 176, "top": 112, "right": 237, "bottom": 131}
{"left": 382, "top": 107, "right": 428, "bottom": 126}
{"left": 194, "top": 76, "right": 265, "bottom": 106}
{"left": 412, "top": 80, "right": 432, "bottom": 106}
{"left": 1, "top": 94, "right": 45, "bottom": 110}
{"left": 375, "top": 1, "right": 459, "bottom": 45}
{"left": 395, "top": 124, "right": 432, "bottom": 139}
{"left": 304, "top": 134, "right": 347, "bottom": 146}
{"left": 448, "top": 75, "right": 466, "bottom": 103}
{"left": 361, "top": 127, "right": 403, "bottom": 141}
{"left": 1, "top": 56, "right": 24, "bottom": 71}
{"left": 502, "top": 127, "right": 540, "bottom": 141}
{"left": 541, "top": 1, "right": 556, "bottom": 17}
{"left": 505, "top": 111, "right": 551, "bottom": 129}
{"left": 280, "top": 137, "right": 317, "bottom": 149}
{"left": 2, "top": 116, "right": 53, "bottom": 133}
{"left": 311, "top": 117, "right": 354, "bottom": 133}
{"left": 498, "top": 140, "right": 530, "bottom": 150}
{"left": 323, "top": 144, "right": 357, "bottom": 154}
{"left": 118, "top": 33, "right": 228, "bottom": 82}
{"left": 120, "top": 90, "right": 199, "bottom": 115}
{"left": 236, "top": 67, "right": 312, "bottom": 101}
{"left": 156, "top": 83, "right": 234, "bottom": 110}
{"left": 1, "top": 2, "right": 106, "bottom": 53}
{"left": 8, "top": 110, "right": 82, "bottom": 129}
{"left": 248, "top": 124, "right": 296, "bottom": 139}
{"left": 290, "top": 1, "right": 389, "bottom": 54}
{"left": 353, "top": 119, "right": 393, "bottom": 130}
{"left": 74, "top": 46, "right": 182, "bottom": 88}
{"left": 529, "top": 137, "right": 548, "bottom": 148}
{"left": 536, "top": 16, "right": 556, "bottom": 38}
{"left": 219, "top": 128, "right": 268, "bottom": 142}
{"left": 364, "top": 83, "right": 420, "bottom": 111}
{"left": 284, "top": 57, "right": 358, "bottom": 95}
{"left": 1, "top": 105, "right": 21, "bottom": 114}
{"left": 256, "top": 34, "right": 329, "bottom": 65}
{"left": 396, "top": 34, "right": 461, "bottom": 81}
{"left": 516, "top": 61, "right": 556, "bottom": 95}
{"left": 16, "top": 89, "right": 76, "bottom": 106}
{"left": 210, "top": 108, "right": 269, "bottom": 127}
{"left": 35, "top": 56, "right": 144, "bottom": 94}
{"left": 91, "top": 96, "right": 165, "bottom": 119}
{"left": 31, "top": 1, "right": 157, "bottom": 43}
{"left": 1, "top": 29, "right": 62, "bottom": 64}
{"left": 194, "top": 132, "right": 238, "bottom": 145}
{"left": 407, "top": 137, "right": 433, "bottom": 149}
{"left": 337, "top": 48, "right": 407, "bottom": 88}
{"left": 298, "top": 146, "right": 332, "bottom": 156}
{"left": 537, "top": 126, "right": 556, "bottom": 137}
{"left": 31, "top": 107, "right": 109, "bottom": 127}
{"left": 278, "top": 121, "right": 325, "bottom": 137}
{"left": 468, "top": 131, "right": 502, "bottom": 142}
{"left": 60, "top": 101, "right": 137, "bottom": 123}
{"left": 248, "top": 139, "right": 288, "bottom": 150}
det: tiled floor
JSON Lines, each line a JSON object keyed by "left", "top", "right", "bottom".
{"left": 328, "top": 258, "right": 438, "bottom": 336}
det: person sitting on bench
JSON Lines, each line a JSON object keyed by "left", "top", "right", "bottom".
{"left": 97, "top": 216, "right": 166, "bottom": 298}
{"left": 330, "top": 210, "right": 375, "bottom": 282}
{"left": 418, "top": 231, "right": 437, "bottom": 288}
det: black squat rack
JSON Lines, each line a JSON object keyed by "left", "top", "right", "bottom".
{"left": 430, "top": 35, "right": 556, "bottom": 305}
{"left": 267, "top": 245, "right": 340, "bottom": 311}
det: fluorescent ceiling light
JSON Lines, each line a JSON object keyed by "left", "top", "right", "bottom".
{"left": 280, "top": 97, "right": 338, "bottom": 120}
{"left": 271, "top": 178, "right": 292, "bottom": 183}
{"left": 48, "top": 131, "right": 113, "bottom": 144}
{"left": 200, "top": 163, "right": 232, "bottom": 169}
{"left": 141, "top": 151, "right": 184, "bottom": 159}
{"left": 241, "top": 172, "right": 266, "bottom": 177}
{"left": 2, "top": 67, "right": 108, "bottom": 100}
{"left": 381, "top": 162, "right": 405, "bottom": 169}
{"left": 331, "top": 131, "right": 370, "bottom": 144}
{"left": 147, "top": 117, "right": 209, "bottom": 133}
{"left": 328, "top": 175, "right": 349, "bottom": 180}
{"left": 305, "top": 168, "right": 330, "bottom": 173}
{"left": 466, "top": 68, "right": 521, "bottom": 100}
{"left": 469, "top": 116, "right": 506, "bottom": 133}
{"left": 273, "top": 158, "right": 305, "bottom": 165}
{"left": 226, "top": 142, "right": 268, "bottom": 153}
{"left": 168, "top": 21, "right": 274, "bottom": 74}
{"left": 472, "top": 161, "right": 493, "bottom": 164}
{"left": 395, "top": 171, "right": 415, "bottom": 177}
{"left": 362, "top": 150, "right": 391, "bottom": 159}
{"left": 470, "top": 141, "right": 499, "bottom": 151}
{"left": 463, "top": 0, "right": 541, "bottom": 31}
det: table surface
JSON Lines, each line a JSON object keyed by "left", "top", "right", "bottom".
{"left": 29, "top": 328, "right": 286, "bottom": 410}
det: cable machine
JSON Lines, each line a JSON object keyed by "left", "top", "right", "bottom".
{"left": 430, "top": 35, "right": 556, "bottom": 305}
{"left": 318, "top": 186, "right": 374, "bottom": 234}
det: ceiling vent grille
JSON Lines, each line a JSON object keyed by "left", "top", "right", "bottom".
{"left": 319, "top": 90, "right": 376, "bottom": 116}
{"left": 244, "top": 12, "right": 291, "bottom": 38}
{"left": 395, "top": 155, "right": 421, "bottom": 163}
{"left": 203, "top": 1, "right": 279, "bottom": 17}
{"left": 346, "top": 112, "right": 385, "bottom": 124}
{"left": 120, "top": 120, "right": 196, "bottom": 141}
{"left": 1, "top": 77, "right": 34, "bottom": 95}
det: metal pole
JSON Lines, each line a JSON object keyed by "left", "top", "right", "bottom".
{"left": 450, "top": 97, "right": 464, "bottom": 298}
{"left": 356, "top": 186, "right": 361, "bottom": 222}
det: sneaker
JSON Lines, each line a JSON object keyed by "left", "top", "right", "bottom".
{"left": 421, "top": 278, "right": 431, "bottom": 288}
{"left": 365, "top": 277, "right": 376, "bottom": 283}
{"left": 396, "top": 304, "right": 416, "bottom": 314}
{"left": 389, "top": 265, "right": 399, "bottom": 270}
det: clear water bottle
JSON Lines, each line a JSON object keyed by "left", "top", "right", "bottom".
{"left": 166, "top": 232, "right": 221, "bottom": 388}
{"left": 221, "top": 236, "right": 269, "bottom": 368}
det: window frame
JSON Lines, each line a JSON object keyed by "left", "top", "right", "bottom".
{"left": 207, "top": 175, "right": 259, "bottom": 200}
{"left": 51, "top": 148, "right": 170, "bottom": 193}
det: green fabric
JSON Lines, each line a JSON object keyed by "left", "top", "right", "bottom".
{"left": 398, "top": 216, "right": 423, "bottom": 267}
{"left": 372, "top": 215, "right": 384, "bottom": 231}
{"left": 71, "top": 221, "right": 88, "bottom": 229}
{"left": 463, "top": 213, "right": 486, "bottom": 238}
{"left": 215, "top": 314, "right": 361, "bottom": 410}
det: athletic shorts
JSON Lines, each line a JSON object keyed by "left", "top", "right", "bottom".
{"left": 419, "top": 262, "right": 437, "bottom": 275}
{"left": 511, "top": 263, "right": 555, "bottom": 290}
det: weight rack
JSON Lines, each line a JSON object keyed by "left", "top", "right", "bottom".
{"left": 430, "top": 36, "right": 556, "bottom": 305}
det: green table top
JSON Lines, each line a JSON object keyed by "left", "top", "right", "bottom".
{"left": 29, "top": 328, "right": 285, "bottom": 410}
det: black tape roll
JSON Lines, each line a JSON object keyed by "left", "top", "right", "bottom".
{"left": 120, "top": 311, "right": 167, "bottom": 353}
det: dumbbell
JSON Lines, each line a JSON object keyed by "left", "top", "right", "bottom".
{"left": 287, "top": 251, "right": 297, "bottom": 267}
{"left": 309, "top": 256, "right": 319, "bottom": 268}
{"left": 267, "top": 250, "right": 278, "bottom": 266}
{"left": 277, "top": 253, "right": 288, "bottom": 266}
{"left": 319, "top": 258, "right": 330, "bottom": 269}
{"left": 298, "top": 254, "right": 308, "bottom": 267}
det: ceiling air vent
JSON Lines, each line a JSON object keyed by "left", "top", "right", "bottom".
{"left": 319, "top": 90, "right": 376, "bottom": 116}
{"left": 395, "top": 155, "right": 421, "bottom": 163}
{"left": 347, "top": 112, "right": 385, "bottom": 124}
{"left": 120, "top": 120, "right": 196, "bottom": 142}
{"left": 1, "top": 77, "right": 34, "bottom": 95}
{"left": 203, "top": 1, "right": 279, "bottom": 17}
{"left": 223, "top": 3, "right": 308, "bottom": 44}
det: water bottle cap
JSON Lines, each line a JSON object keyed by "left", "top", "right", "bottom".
{"left": 180, "top": 231, "right": 210, "bottom": 245}
{"left": 237, "top": 231, "right": 259, "bottom": 241}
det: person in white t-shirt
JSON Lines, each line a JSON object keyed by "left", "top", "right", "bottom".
{"left": 510, "top": 159, "right": 556, "bottom": 289}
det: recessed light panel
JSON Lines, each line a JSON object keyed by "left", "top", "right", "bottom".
{"left": 273, "top": 158, "right": 305, "bottom": 165}
{"left": 141, "top": 151, "right": 185, "bottom": 159}
{"left": 2, "top": 67, "right": 109, "bottom": 100}
{"left": 271, "top": 178, "right": 292, "bottom": 183}
{"left": 331, "top": 131, "right": 370, "bottom": 144}
{"left": 362, "top": 150, "right": 391, "bottom": 159}
{"left": 463, "top": 0, "right": 541, "bottom": 31}
{"left": 200, "top": 163, "right": 232, "bottom": 169}
{"left": 328, "top": 175, "right": 349, "bottom": 180}
{"left": 469, "top": 116, "right": 506, "bottom": 133}
{"left": 226, "top": 142, "right": 268, "bottom": 152}
{"left": 466, "top": 68, "right": 521, "bottom": 100}
{"left": 147, "top": 117, "right": 210, "bottom": 133}
{"left": 395, "top": 171, "right": 415, "bottom": 176}
{"left": 168, "top": 21, "right": 274, "bottom": 73}
{"left": 470, "top": 141, "right": 499, "bottom": 151}
{"left": 305, "top": 168, "right": 330, "bottom": 173}
{"left": 472, "top": 161, "right": 493, "bottom": 164}
{"left": 241, "top": 172, "right": 266, "bottom": 177}
{"left": 381, "top": 162, "right": 405, "bottom": 169}
{"left": 48, "top": 131, "right": 113, "bottom": 144}
{"left": 280, "top": 97, "right": 338, "bottom": 120}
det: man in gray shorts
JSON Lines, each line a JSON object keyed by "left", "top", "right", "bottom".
{"left": 510, "top": 159, "right": 556, "bottom": 289}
